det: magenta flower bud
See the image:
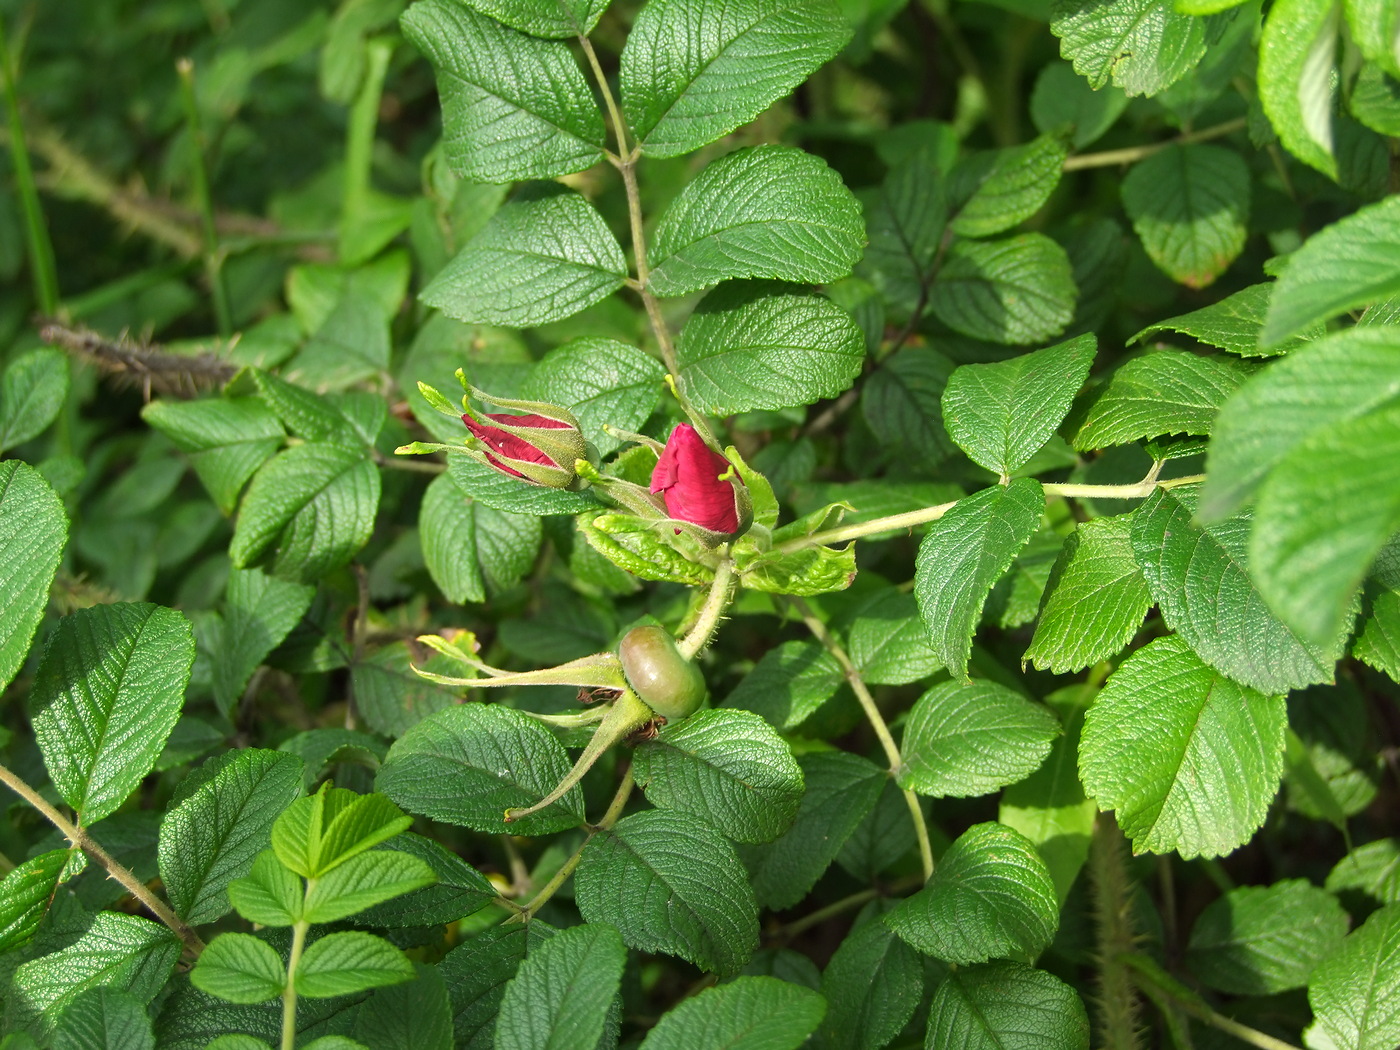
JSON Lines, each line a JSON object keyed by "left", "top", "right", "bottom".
{"left": 650, "top": 424, "right": 751, "bottom": 542}
{"left": 463, "top": 411, "right": 582, "bottom": 486}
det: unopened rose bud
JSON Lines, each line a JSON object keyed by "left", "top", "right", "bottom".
{"left": 458, "top": 379, "right": 587, "bottom": 488}
{"left": 650, "top": 424, "right": 751, "bottom": 543}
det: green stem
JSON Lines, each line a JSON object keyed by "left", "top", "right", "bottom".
{"left": 1121, "top": 954, "right": 1304, "bottom": 1050}
{"left": 776, "top": 474, "right": 1206, "bottom": 554}
{"left": 580, "top": 32, "right": 715, "bottom": 439}
{"left": 339, "top": 36, "right": 393, "bottom": 264}
{"left": 678, "top": 558, "right": 737, "bottom": 660}
{"left": 517, "top": 767, "right": 635, "bottom": 920}
{"left": 1063, "top": 118, "right": 1247, "bottom": 171}
{"left": 792, "top": 598, "right": 934, "bottom": 882}
{"left": 0, "top": 762, "right": 205, "bottom": 954}
{"left": 282, "top": 918, "right": 310, "bottom": 1050}
{"left": 0, "top": 16, "right": 58, "bottom": 314}
{"left": 175, "top": 58, "right": 231, "bottom": 337}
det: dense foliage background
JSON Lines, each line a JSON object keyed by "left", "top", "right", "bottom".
{"left": 2, "top": 0, "right": 1400, "bottom": 1046}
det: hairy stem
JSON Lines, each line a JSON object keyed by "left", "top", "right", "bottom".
{"left": 0, "top": 15, "right": 59, "bottom": 313}
{"left": 1090, "top": 814, "right": 1144, "bottom": 1050}
{"left": 1063, "top": 117, "right": 1247, "bottom": 171}
{"left": 792, "top": 598, "right": 934, "bottom": 882}
{"left": 678, "top": 558, "right": 737, "bottom": 660}
{"left": 0, "top": 762, "right": 205, "bottom": 955}
{"left": 517, "top": 767, "right": 635, "bottom": 920}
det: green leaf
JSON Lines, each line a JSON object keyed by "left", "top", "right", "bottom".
{"left": 351, "top": 643, "right": 459, "bottom": 739}
{"left": 1000, "top": 689, "right": 1096, "bottom": 905}
{"left": 861, "top": 349, "right": 958, "bottom": 468}
{"left": 942, "top": 334, "right": 1095, "bottom": 475}
{"left": 453, "top": 0, "right": 609, "bottom": 37}
{"left": 521, "top": 338, "right": 666, "bottom": 458}
{"left": 191, "top": 933, "right": 287, "bottom": 1005}
{"left": 9, "top": 913, "right": 179, "bottom": 1041}
{"left": 419, "top": 474, "right": 485, "bottom": 604}
{"left": 818, "top": 912, "right": 922, "bottom": 1050}
{"left": 739, "top": 751, "right": 885, "bottom": 910}
{"left": 925, "top": 962, "right": 1090, "bottom": 1049}
{"left": 229, "top": 443, "right": 379, "bottom": 585}
{"left": 303, "top": 849, "right": 438, "bottom": 923}
{"left": 649, "top": 145, "right": 863, "bottom": 297}
{"left": 1238, "top": 359, "right": 1400, "bottom": 650}
{"left": 898, "top": 680, "right": 1060, "bottom": 798}
{"left": 620, "top": 0, "right": 851, "bottom": 158}
{"left": 1131, "top": 485, "right": 1342, "bottom": 692}
{"left": 400, "top": 0, "right": 604, "bottom": 181}
{"left": 837, "top": 778, "right": 922, "bottom": 884}
{"left": 1328, "top": 838, "right": 1400, "bottom": 906}
{"left": 676, "top": 283, "right": 865, "bottom": 415}
{"left": 633, "top": 709, "right": 803, "bottom": 843}
{"left": 295, "top": 932, "right": 416, "bottom": 998}
{"left": 1357, "top": 584, "right": 1400, "bottom": 684}
{"left": 576, "top": 809, "right": 759, "bottom": 976}
{"left": 639, "top": 976, "right": 825, "bottom": 1050}
{"left": 580, "top": 513, "right": 716, "bottom": 588}
{"left": 448, "top": 454, "right": 602, "bottom": 516}
{"left": 885, "top": 822, "right": 1059, "bottom": 964}
{"left": 377, "top": 704, "right": 586, "bottom": 836}
{"left": 440, "top": 924, "right": 557, "bottom": 1048}
{"left": 214, "top": 568, "right": 316, "bottom": 714}
{"left": 1120, "top": 144, "right": 1249, "bottom": 288}
{"left": 243, "top": 369, "right": 360, "bottom": 445}
{"left": 847, "top": 590, "right": 942, "bottom": 686}
{"left": 31, "top": 603, "right": 195, "bottom": 825}
{"left": 0, "top": 348, "right": 68, "bottom": 453}
{"left": 1345, "top": 0, "right": 1400, "bottom": 76}
{"left": 734, "top": 540, "right": 858, "bottom": 596}
{"left": 271, "top": 788, "right": 412, "bottom": 878}
{"left": 1258, "top": 0, "right": 1340, "bottom": 178}
{"left": 291, "top": 291, "right": 392, "bottom": 391}
{"left": 227, "top": 850, "right": 304, "bottom": 927}
{"left": 1073, "top": 349, "right": 1251, "bottom": 450}
{"left": 1050, "top": 0, "right": 1209, "bottom": 96}
{"left": 1079, "top": 635, "right": 1287, "bottom": 858}
{"left": 858, "top": 148, "right": 948, "bottom": 318}
{"left": 1024, "top": 516, "right": 1151, "bottom": 674}
{"left": 914, "top": 477, "right": 1045, "bottom": 679}
{"left": 354, "top": 966, "right": 453, "bottom": 1050}
{"left": 351, "top": 833, "right": 497, "bottom": 928}
{"left": 0, "top": 462, "right": 67, "bottom": 695}
{"left": 1308, "top": 904, "right": 1400, "bottom": 1050}
{"left": 1186, "top": 879, "right": 1348, "bottom": 995}
{"left": 1263, "top": 196, "right": 1400, "bottom": 348}
{"left": 1030, "top": 60, "right": 1129, "bottom": 148}
{"left": 949, "top": 135, "right": 1068, "bottom": 239}
{"left": 928, "top": 234, "right": 1076, "bottom": 345}
{"left": 159, "top": 749, "right": 304, "bottom": 925}
{"left": 0, "top": 849, "right": 71, "bottom": 953}
{"left": 421, "top": 184, "right": 626, "bottom": 327}
{"left": 720, "top": 639, "right": 844, "bottom": 731}
{"left": 202, "top": 1034, "right": 271, "bottom": 1050}
{"left": 1202, "top": 327, "right": 1400, "bottom": 519}
{"left": 495, "top": 923, "right": 625, "bottom": 1050}
{"left": 1132, "top": 282, "right": 1322, "bottom": 359}
{"left": 52, "top": 987, "right": 155, "bottom": 1050}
